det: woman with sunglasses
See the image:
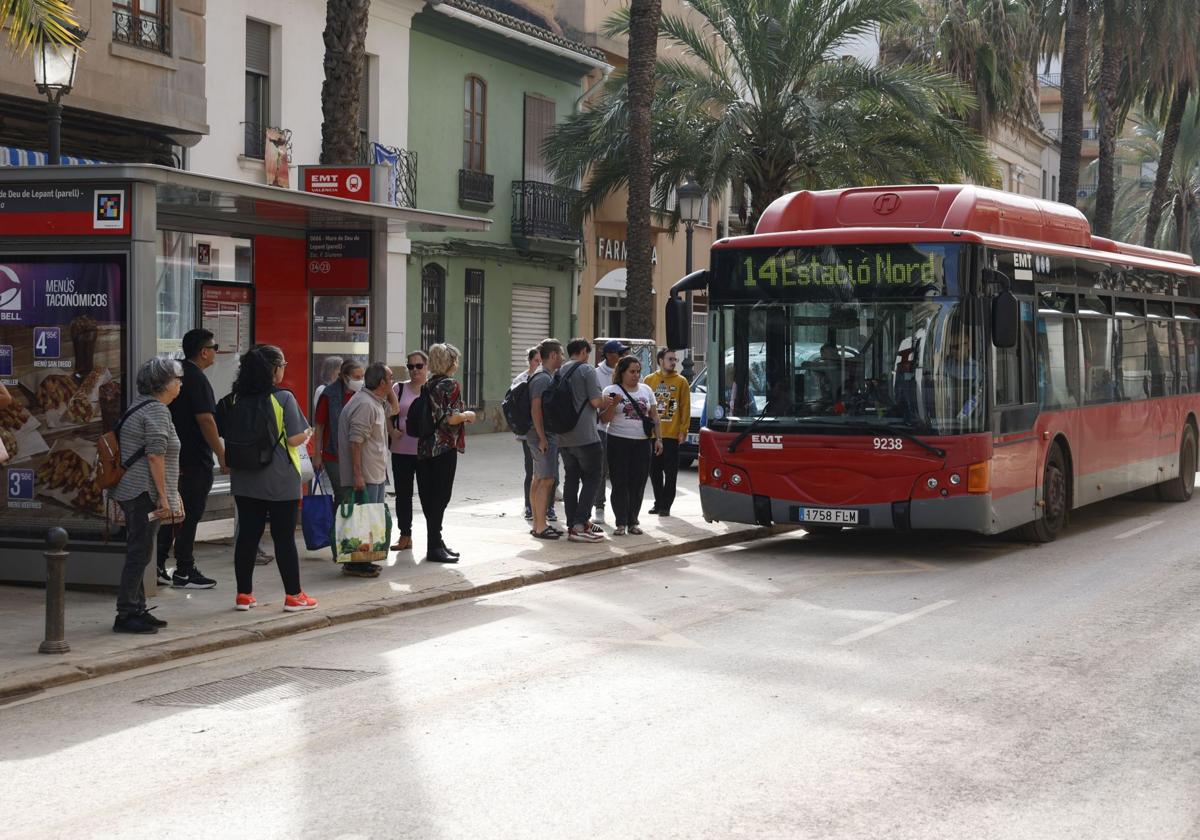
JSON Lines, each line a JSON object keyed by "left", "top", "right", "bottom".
{"left": 387, "top": 350, "right": 428, "bottom": 551}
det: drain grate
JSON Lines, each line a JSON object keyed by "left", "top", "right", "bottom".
{"left": 139, "top": 666, "right": 380, "bottom": 711}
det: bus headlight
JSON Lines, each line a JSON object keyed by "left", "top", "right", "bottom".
{"left": 949, "top": 473, "right": 962, "bottom": 485}
{"left": 730, "top": 473, "right": 742, "bottom": 486}
{"left": 712, "top": 467, "right": 723, "bottom": 479}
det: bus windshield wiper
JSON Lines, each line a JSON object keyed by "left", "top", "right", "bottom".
{"left": 727, "top": 401, "right": 774, "bottom": 453}
{"left": 795, "top": 419, "right": 946, "bottom": 459}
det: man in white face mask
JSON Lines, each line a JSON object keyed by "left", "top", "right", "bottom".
{"left": 313, "top": 359, "right": 366, "bottom": 503}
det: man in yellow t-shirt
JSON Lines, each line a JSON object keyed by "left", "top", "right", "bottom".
{"left": 644, "top": 348, "right": 691, "bottom": 516}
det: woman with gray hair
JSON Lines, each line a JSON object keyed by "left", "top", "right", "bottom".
{"left": 111, "top": 356, "right": 185, "bottom": 634}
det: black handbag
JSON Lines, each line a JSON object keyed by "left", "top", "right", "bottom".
{"left": 619, "top": 385, "right": 657, "bottom": 439}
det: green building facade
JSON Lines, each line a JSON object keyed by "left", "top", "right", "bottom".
{"left": 406, "top": 0, "right": 603, "bottom": 431}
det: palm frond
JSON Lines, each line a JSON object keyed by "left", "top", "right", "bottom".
{"left": 2, "top": 0, "right": 79, "bottom": 50}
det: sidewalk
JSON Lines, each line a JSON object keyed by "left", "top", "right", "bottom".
{"left": 0, "top": 432, "right": 781, "bottom": 702}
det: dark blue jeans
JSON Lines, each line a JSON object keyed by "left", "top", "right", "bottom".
{"left": 117, "top": 492, "right": 162, "bottom": 617}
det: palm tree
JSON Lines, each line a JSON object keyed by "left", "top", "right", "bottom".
{"left": 1137, "top": 0, "right": 1200, "bottom": 246}
{"left": 319, "top": 0, "right": 371, "bottom": 165}
{"left": 1096, "top": 105, "right": 1200, "bottom": 256}
{"left": 547, "top": 0, "right": 994, "bottom": 243}
{"left": 1, "top": 0, "right": 79, "bottom": 50}
{"left": 1091, "top": 0, "right": 1140, "bottom": 238}
{"left": 1038, "top": 0, "right": 1090, "bottom": 206}
{"left": 623, "top": 0, "right": 662, "bottom": 340}
{"left": 883, "top": 0, "right": 1042, "bottom": 139}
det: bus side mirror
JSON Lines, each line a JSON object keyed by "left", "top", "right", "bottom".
{"left": 992, "top": 290, "right": 1019, "bottom": 348}
{"left": 666, "top": 297, "right": 691, "bottom": 350}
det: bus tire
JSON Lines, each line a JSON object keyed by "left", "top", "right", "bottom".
{"left": 1019, "top": 444, "right": 1069, "bottom": 543}
{"left": 1159, "top": 424, "right": 1197, "bottom": 503}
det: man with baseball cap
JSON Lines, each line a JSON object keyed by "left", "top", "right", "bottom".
{"left": 592, "top": 339, "right": 628, "bottom": 523}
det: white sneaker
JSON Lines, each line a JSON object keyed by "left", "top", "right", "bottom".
{"left": 593, "top": 507, "right": 606, "bottom": 524}
{"left": 568, "top": 527, "right": 603, "bottom": 543}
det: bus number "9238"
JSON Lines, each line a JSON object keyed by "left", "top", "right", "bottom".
{"left": 873, "top": 437, "right": 903, "bottom": 450}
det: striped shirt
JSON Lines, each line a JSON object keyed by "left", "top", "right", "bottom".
{"left": 113, "top": 396, "right": 182, "bottom": 510}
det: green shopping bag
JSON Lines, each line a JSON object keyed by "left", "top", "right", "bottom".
{"left": 332, "top": 491, "right": 393, "bottom": 564}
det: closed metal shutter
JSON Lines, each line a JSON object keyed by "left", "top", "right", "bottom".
{"left": 511, "top": 285, "right": 551, "bottom": 379}
{"left": 246, "top": 20, "right": 271, "bottom": 75}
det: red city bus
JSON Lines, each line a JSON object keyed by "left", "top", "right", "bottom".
{"left": 665, "top": 184, "right": 1200, "bottom": 541}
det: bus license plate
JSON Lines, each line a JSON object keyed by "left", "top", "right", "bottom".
{"left": 793, "top": 507, "right": 860, "bottom": 525}
{"left": 685, "top": 433, "right": 699, "bottom": 445}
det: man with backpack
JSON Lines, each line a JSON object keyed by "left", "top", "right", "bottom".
{"left": 555, "top": 338, "right": 607, "bottom": 542}
{"left": 527, "top": 338, "right": 564, "bottom": 540}
{"left": 507, "top": 346, "right": 556, "bottom": 523}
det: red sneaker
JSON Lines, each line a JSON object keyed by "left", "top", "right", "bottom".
{"left": 234, "top": 593, "right": 257, "bottom": 611}
{"left": 283, "top": 592, "right": 318, "bottom": 612}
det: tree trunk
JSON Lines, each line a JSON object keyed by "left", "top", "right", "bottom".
{"left": 1145, "top": 84, "right": 1190, "bottom": 247}
{"left": 1094, "top": 25, "right": 1122, "bottom": 237}
{"left": 320, "top": 0, "right": 371, "bottom": 165}
{"left": 1057, "top": 0, "right": 1089, "bottom": 206}
{"left": 623, "top": 0, "right": 662, "bottom": 340}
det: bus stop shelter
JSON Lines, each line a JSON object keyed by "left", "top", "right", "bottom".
{"left": 0, "top": 164, "right": 489, "bottom": 585}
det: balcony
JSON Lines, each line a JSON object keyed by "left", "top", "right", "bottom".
{"left": 112, "top": 8, "right": 170, "bottom": 54}
{"left": 1037, "top": 73, "right": 1061, "bottom": 88}
{"left": 459, "top": 169, "right": 494, "bottom": 208}
{"left": 361, "top": 140, "right": 418, "bottom": 208}
{"left": 511, "top": 181, "right": 582, "bottom": 253}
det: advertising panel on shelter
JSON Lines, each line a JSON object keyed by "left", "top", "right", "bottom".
{"left": 0, "top": 254, "right": 127, "bottom": 539}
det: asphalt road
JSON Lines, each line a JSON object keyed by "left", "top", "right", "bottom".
{"left": 3, "top": 490, "right": 1199, "bottom": 840}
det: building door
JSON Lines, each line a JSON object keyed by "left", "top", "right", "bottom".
{"left": 420, "top": 263, "right": 445, "bottom": 350}
{"left": 511, "top": 284, "right": 551, "bottom": 378}
{"left": 463, "top": 269, "right": 484, "bottom": 407}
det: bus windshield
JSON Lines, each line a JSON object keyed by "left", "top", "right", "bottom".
{"left": 707, "top": 244, "right": 986, "bottom": 435}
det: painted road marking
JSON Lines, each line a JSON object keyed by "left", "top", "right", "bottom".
{"left": 1115, "top": 520, "right": 1165, "bottom": 540}
{"left": 832, "top": 599, "right": 956, "bottom": 646}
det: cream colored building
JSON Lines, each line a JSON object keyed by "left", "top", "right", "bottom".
{"left": 0, "top": 0, "right": 207, "bottom": 163}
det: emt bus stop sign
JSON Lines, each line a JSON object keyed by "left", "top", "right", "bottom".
{"left": 298, "top": 165, "right": 387, "bottom": 204}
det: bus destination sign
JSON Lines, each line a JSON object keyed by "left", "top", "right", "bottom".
{"left": 711, "top": 244, "right": 962, "bottom": 301}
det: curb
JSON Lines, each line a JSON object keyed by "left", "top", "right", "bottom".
{"left": 0, "top": 525, "right": 785, "bottom": 704}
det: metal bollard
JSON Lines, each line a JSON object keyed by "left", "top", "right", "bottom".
{"left": 39, "top": 527, "right": 70, "bottom": 655}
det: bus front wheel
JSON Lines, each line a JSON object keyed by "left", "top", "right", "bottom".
{"left": 1159, "top": 424, "right": 1197, "bottom": 503}
{"left": 1020, "top": 445, "right": 1069, "bottom": 543}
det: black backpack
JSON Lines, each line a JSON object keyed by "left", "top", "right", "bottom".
{"left": 541, "top": 363, "right": 586, "bottom": 435}
{"left": 406, "top": 383, "right": 438, "bottom": 439}
{"left": 501, "top": 378, "right": 533, "bottom": 435}
{"left": 217, "top": 391, "right": 283, "bottom": 471}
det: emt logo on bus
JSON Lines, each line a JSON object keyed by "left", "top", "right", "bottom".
{"left": 741, "top": 252, "right": 940, "bottom": 288}
{"left": 751, "top": 434, "right": 783, "bottom": 450}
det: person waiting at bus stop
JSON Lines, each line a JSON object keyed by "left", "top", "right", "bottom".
{"left": 312, "top": 359, "right": 365, "bottom": 502}
{"left": 645, "top": 348, "right": 690, "bottom": 516}
{"left": 599, "top": 355, "right": 663, "bottom": 536}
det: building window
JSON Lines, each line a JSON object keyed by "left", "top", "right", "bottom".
{"left": 464, "top": 75, "right": 486, "bottom": 172}
{"left": 463, "top": 270, "right": 484, "bottom": 408}
{"left": 113, "top": 0, "right": 170, "bottom": 54}
{"left": 522, "top": 94, "right": 556, "bottom": 183}
{"left": 421, "top": 263, "right": 446, "bottom": 349}
{"left": 594, "top": 294, "right": 625, "bottom": 338}
{"left": 244, "top": 20, "right": 272, "bottom": 159}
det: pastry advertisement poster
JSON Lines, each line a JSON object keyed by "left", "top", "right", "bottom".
{"left": 0, "top": 254, "right": 126, "bottom": 537}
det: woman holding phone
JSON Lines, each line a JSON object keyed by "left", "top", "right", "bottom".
{"left": 598, "top": 355, "right": 662, "bottom": 536}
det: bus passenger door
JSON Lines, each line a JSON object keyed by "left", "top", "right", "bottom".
{"left": 991, "top": 298, "right": 1040, "bottom": 531}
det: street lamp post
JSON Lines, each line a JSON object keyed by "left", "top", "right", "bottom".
{"left": 676, "top": 178, "right": 704, "bottom": 381}
{"left": 33, "top": 28, "right": 85, "bottom": 165}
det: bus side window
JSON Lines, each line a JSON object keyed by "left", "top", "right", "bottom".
{"left": 995, "top": 299, "right": 1036, "bottom": 406}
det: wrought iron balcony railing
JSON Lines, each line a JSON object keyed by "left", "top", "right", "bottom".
{"left": 512, "top": 181, "right": 581, "bottom": 242}
{"left": 112, "top": 8, "right": 170, "bottom": 54}
{"left": 459, "top": 169, "right": 495, "bottom": 205}
{"left": 360, "top": 140, "right": 418, "bottom": 208}
{"left": 1037, "top": 73, "right": 1061, "bottom": 89}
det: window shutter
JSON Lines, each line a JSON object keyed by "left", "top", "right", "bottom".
{"left": 246, "top": 20, "right": 271, "bottom": 76}
{"left": 522, "top": 95, "right": 556, "bottom": 183}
